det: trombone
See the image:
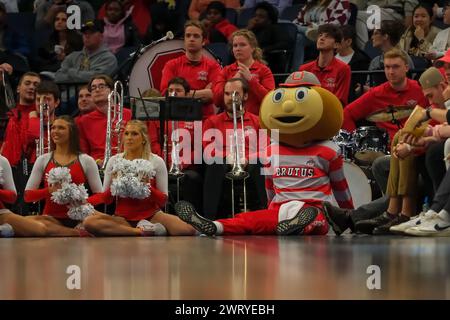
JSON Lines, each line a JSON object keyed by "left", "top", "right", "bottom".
{"left": 166, "top": 91, "right": 185, "bottom": 203}
{"left": 35, "top": 96, "right": 51, "bottom": 158}
{"left": 225, "top": 91, "right": 249, "bottom": 217}
{"left": 102, "top": 81, "right": 124, "bottom": 170}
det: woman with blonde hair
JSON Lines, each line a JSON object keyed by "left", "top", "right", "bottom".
{"left": 212, "top": 29, "right": 275, "bottom": 115}
{"left": 83, "top": 120, "right": 197, "bottom": 236}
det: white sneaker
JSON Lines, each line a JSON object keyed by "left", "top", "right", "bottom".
{"left": 389, "top": 211, "right": 435, "bottom": 234}
{"left": 404, "top": 214, "right": 450, "bottom": 236}
{"left": 0, "top": 223, "right": 14, "bottom": 237}
{"left": 137, "top": 220, "right": 167, "bottom": 236}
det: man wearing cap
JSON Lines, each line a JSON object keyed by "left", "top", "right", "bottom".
{"left": 299, "top": 24, "right": 351, "bottom": 106}
{"left": 54, "top": 20, "right": 118, "bottom": 83}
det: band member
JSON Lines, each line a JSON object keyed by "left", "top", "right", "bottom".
{"left": 74, "top": 84, "right": 95, "bottom": 123}
{"left": 176, "top": 72, "right": 353, "bottom": 236}
{"left": 28, "top": 80, "right": 61, "bottom": 163}
{"left": 23, "top": 116, "right": 102, "bottom": 237}
{"left": 147, "top": 77, "right": 203, "bottom": 211}
{"left": 300, "top": 24, "right": 351, "bottom": 106}
{"left": 213, "top": 29, "right": 275, "bottom": 116}
{"left": 160, "top": 20, "right": 222, "bottom": 118}
{"left": 1, "top": 72, "right": 41, "bottom": 214}
{"left": 203, "top": 77, "right": 267, "bottom": 220}
{"left": 342, "top": 48, "right": 428, "bottom": 143}
{"left": 77, "top": 74, "right": 132, "bottom": 166}
{"left": 82, "top": 120, "right": 197, "bottom": 236}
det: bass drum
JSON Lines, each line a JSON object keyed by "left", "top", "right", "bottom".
{"left": 128, "top": 39, "right": 220, "bottom": 98}
{"left": 332, "top": 161, "right": 372, "bottom": 209}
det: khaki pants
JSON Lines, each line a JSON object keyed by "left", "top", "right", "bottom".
{"left": 386, "top": 131, "right": 418, "bottom": 197}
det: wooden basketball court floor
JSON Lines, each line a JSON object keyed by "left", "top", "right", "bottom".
{"left": 0, "top": 235, "right": 449, "bottom": 300}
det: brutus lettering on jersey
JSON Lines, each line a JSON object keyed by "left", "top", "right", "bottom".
{"left": 275, "top": 167, "right": 315, "bottom": 178}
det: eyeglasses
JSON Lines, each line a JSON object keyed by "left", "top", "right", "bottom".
{"left": 90, "top": 83, "right": 108, "bottom": 91}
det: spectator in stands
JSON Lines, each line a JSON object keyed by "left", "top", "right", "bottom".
{"left": 35, "top": 0, "right": 95, "bottom": 29}
{"left": 54, "top": 20, "right": 118, "bottom": 83}
{"left": 0, "top": 2, "right": 30, "bottom": 57}
{"left": 292, "top": 0, "right": 350, "bottom": 69}
{"left": 368, "top": 19, "right": 414, "bottom": 87}
{"left": 1, "top": 72, "right": 41, "bottom": 215}
{"left": 335, "top": 25, "right": 371, "bottom": 103}
{"left": 98, "top": 0, "right": 152, "bottom": 40}
{"left": 36, "top": 8, "right": 83, "bottom": 72}
{"left": 160, "top": 20, "right": 222, "bottom": 119}
{"left": 203, "top": 1, "right": 238, "bottom": 43}
{"left": 188, "top": 0, "right": 240, "bottom": 20}
{"left": 427, "top": 0, "right": 450, "bottom": 60}
{"left": 300, "top": 24, "right": 351, "bottom": 105}
{"left": 355, "top": 0, "right": 419, "bottom": 50}
{"left": 247, "top": 1, "right": 290, "bottom": 73}
{"left": 398, "top": 3, "right": 441, "bottom": 68}
{"left": 243, "top": 0, "right": 292, "bottom": 16}
{"left": 99, "top": 0, "right": 141, "bottom": 54}
{"left": 213, "top": 29, "right": 275, "bottom": 115}
{"left": 77, "top": 74, "right": 132, "bottom": 166}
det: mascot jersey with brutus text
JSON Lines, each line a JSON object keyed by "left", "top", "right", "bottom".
{"left": 177, "top": 71, "right": 354, "bottom": 236}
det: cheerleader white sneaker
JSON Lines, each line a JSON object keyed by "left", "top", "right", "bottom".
{"left": 137, "top": 220, "right": 167, "bottom": 236}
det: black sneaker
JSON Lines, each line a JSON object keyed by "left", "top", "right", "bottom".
{"left": 175, "top": 201, "right": 217, "bottom": 236}
{"left": 322, "top": 201, "right": 353, "bottom": 236}
{"left": 276, "top": 206, "right": 319, "bottom": 235}
{"left": 355, "top": 212, "right": 396, "bottom": 235}
{"left": 373, "top": 214, "right": 409, "bottom": 235}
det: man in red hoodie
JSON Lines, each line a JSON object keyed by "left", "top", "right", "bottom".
{"left": 1, "top": 72, "right": 41, "bottom": 214}
{"left": 77, "top": 74, "right": 132, "bottom": 167}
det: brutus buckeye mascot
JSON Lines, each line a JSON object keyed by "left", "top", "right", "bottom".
{"left": 175, "top": 72, "right": 354, "bottom": 236}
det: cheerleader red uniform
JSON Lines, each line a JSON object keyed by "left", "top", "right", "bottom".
{"left": 0, "top": 156, "right": 18, "bottom": 211}
{"left": 24, "top": 153, "right": 103, "bottom": 219}
{"left": 101, "top": 154, "right": 168, "bottom": 221}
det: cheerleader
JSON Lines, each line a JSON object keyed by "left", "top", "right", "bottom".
{"left": 24, "top": 115, "right": 103, "bottom": 236}
{"left": 83, "top": 120, "right": 196, "bottom": 236}
{"left": 0, "top": 155, "right": 47, "bottom": 237}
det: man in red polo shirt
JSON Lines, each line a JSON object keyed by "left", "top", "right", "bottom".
{"left": 300, "top": 24, "right": 351, "bottom": 105}
{"left": 77, "top": 74, "right": 132, "bottom": 166}
{"left": 160, "top": 20, "right": 222, "bottom": 118}
{"left": 342, "top": 48, "right": 428, "bottom": 143}
{"left": 202, "top": 77, "right": 266, "bottom": 219}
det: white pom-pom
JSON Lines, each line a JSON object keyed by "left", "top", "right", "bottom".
{"left": 109, "top": 157, "right": 154, "bottom": 199}
{"left": 67, "top": 203, "right": 94, "bottom": 221}
{"left": 46, "top": 167, "right": 72, "bottom": 185}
